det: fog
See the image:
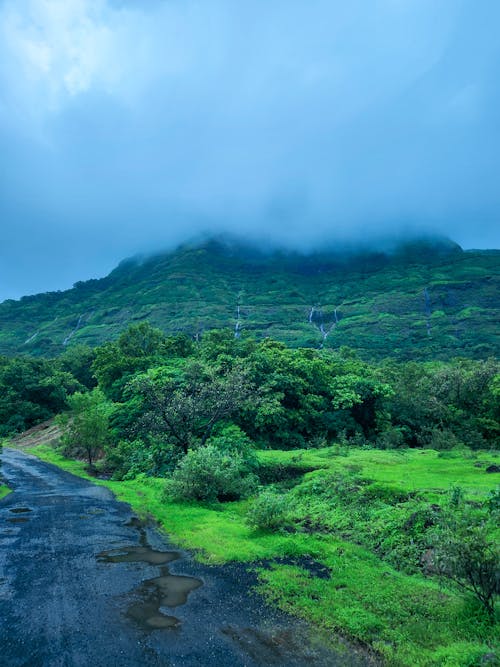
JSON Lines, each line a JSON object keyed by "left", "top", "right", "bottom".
{"left": 1, "top": 0, "right": 499, "bottom": 300}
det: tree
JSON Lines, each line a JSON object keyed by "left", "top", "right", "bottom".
{"left": 0, "top": 356, "right": 83, "bottom": 436}
{"left": 61, "top": 389, "right": 112, "bottom": 469}
{"left": 116, "top": 322, "right": 166, "bottom": 358}
{"left": 134, "top": 363, "right": 254, "bottom": 454}
{"left": 59, "top": 345, "right": 97, "bottom": 389}
{"left": 92, "top": 323, "right": 168, "bottom": 399}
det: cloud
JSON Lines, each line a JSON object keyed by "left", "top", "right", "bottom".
{"left": 0, "top": 0, "right": 137, "bottom": 118}
{"left": 0, "top": 0, "right": 499, "bottom": 300}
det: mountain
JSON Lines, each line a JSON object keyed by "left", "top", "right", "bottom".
{"left": 0, "top": 237, "right": 498, "bottom": 360}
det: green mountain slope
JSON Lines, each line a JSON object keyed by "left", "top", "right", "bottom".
{"left": 0, "top": 238, "right": 498, "bottom": 360}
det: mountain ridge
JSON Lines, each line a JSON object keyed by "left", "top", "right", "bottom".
{"left": 0, "top": 237, "right": 498, "bottom": 360}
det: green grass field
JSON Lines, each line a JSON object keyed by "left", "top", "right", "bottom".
{"left": 25, "top": 443, "right": 499, "bottom": 666}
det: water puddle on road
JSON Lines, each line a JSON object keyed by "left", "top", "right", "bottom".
{"left": 97, "top": 521, "right": 202, "bottom": 631}
{"left": 9, "top": 507, "right": 32, "bottom": 514}
{"left": 149, "top": 573, "right": 202, "bottom": 607}
{"left": 126, "top": 567, "right": 202, "bottom": 631}
{"left": 97, "top": 545, "right": 180, "bottom": 566}
{"left": 6, "top": 508, "right": 32, "bottom": 524}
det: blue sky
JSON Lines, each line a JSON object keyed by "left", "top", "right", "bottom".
{"left": 1, "top": 0, "right": 499, "bottom": 300}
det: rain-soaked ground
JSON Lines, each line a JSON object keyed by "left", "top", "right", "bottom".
{"left": 0, "top": 448, "right": 375, "bottom": 667}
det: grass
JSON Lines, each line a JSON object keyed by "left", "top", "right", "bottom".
{"left": 258, "top": 447, "right": 500, "bottom": 501}
{"left": 0, "top": 484, "right": 11, "bottom": 499}
{"left": 24, "top": 442, "right": 499, "bottom": 666}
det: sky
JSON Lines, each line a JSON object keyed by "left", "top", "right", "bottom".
{"left": 1, "top": 0, "right": 499, "bottom": 300}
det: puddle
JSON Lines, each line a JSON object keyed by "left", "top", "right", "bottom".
{"left": 97, "top": 524, "right": 202, "bottom": 631}
{"left": 9, "top": 507, "right": 32, "bottom": 514}
{"left": 97, "top": 545, "right": 180, "bottom": 565}
{"left": 149, "top": 572, "right": 202, "bottom": 607}
{"left": 127, "top": 601, "right": 179, "bottom": 630}
{"left": 125, "top": 567, "right": 202, "bottom": 631}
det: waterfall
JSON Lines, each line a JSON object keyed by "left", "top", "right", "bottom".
{"left": 234, "top": 304, "right": 241, "bottom": 338}
{"left": 24, "top": 331, "right": 39, "bottom": 345}
{"left": 63, "top": 314, "right": 85, "bottom": 346}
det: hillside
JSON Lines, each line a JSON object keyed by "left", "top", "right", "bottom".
{"left": 0, "top": 238, "right": 498, "bottom": 360}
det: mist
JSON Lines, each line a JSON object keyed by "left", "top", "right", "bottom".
{"left": 1, "top": 0, "right": 499, "bottom": 300}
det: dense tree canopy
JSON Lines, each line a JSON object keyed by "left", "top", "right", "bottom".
{"left": 1, "top": 324, "right": 498, "bottom": 460}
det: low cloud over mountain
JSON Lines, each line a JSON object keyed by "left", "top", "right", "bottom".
{"left": 1, "top": 0, "right": 499, "bottom": 299}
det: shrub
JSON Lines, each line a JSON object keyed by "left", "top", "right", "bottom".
{"left": 246, "top": 490, "right": 290, "bottom": 531}
{"left": 430, "top": 507, "right": 499, "bottom": 620}
{"left": 205, "top": 424, "right": 258, "bottom": 470}
{"left": 375, "top": 426, "right": 406, "bottom": 449}
{"left": 165, "top": 445, "right": 258, "bottom": 502}
{"left": 106, "top": 437, "right": 183, "bottom": 480}
{"left": 361, "top": 482, "right": 410, "bottom": 504}
{"left": 424, "top": 427, "right": 462, "bottom": 451}
{"left": 487, "top": 486, "right": 500, "bottom": 515}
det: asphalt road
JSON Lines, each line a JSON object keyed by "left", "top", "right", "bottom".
{"left": 0, "top": 448, "right": 370, "bottom": 667}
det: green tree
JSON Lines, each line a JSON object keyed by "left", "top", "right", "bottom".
{"left": 92, "top": 323, "right": 168, "bottom": 399}
{"left": 135, "top": 362, "right": 254, "bottom": 454}
{"left": 61, "top": 389, "right": 112, "bottom": 469}
{"left": 59, "top": 345, "right": 97, "bottom": 389}
{"left": 0, "top": 356, "right": 82, "bottom": 436}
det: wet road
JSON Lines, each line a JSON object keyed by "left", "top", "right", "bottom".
{"left": 0, "top": 448, "right": 368, "bottom": 667}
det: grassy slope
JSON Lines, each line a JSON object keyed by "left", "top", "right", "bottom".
{"left": 0, "top": 443, "right": 12, "bottom": 498}
{"left": 24, "top": 443, "right": 499, "bottom": 666}
{"left": 0, "top": 240, "right": 498, "bottom": 361}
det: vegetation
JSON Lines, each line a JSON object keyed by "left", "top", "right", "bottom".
{"left": 431, "top": 504, "right": 499, "bottom": 619}
{"left": 0, "top": 353, "right": 85, "bottom": 436}
{"left": 0, "top": 238, "right": 498, "bottom": 361}
{"left": 246, "top": 489, "right": 291, "bottom": 532}
{"left": 1, "top": 280, "right": 499, "bottom": 665}
{"left": 59, "top": 389, "right": 112, "bottom": 468}
{"left": 25, "top": 442, "right": 499, "bottom": 666}
{"left": 165, "top": 445, "right": 258, "bottom": 502}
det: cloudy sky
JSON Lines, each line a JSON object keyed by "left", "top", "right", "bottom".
{"left": 1, "top": 0, "right": 499, "bottom": 300}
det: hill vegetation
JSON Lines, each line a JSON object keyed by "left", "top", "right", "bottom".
{"left": 2, "top": 320, "right": 499, "bottom": 664}
{"left": 0, "top": 237, "right": 498, "bottom": 360}
{"left": 1, "top": 238, "right": 499, "bottom": 665}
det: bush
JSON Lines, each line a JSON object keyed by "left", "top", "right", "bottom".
{"left": 375, "top": 426, "right": 406, "bottom": 449}
{"left": 106, "top": 437, "right": 183, "bottom": 480}
{"left": 205, "top": 424, "right": 258, "bottom": 470}
{"left": 423, "top": 427, "right": 463, "bottom": 451}
{"left": 430, "top": 507, "right": 499, "bottom": 620}
{"left": 165, "top": 445, "right": 258, "bottom": 502}
{"left": 246, "top": 490, "right": 291, "bottom": 531}
{"left": 361, "top": 482, "right": 411, "bottom": 504}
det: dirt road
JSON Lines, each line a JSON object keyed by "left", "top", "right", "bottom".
{"left": 0, "top": 448, "right": 367, "bottom": 667}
